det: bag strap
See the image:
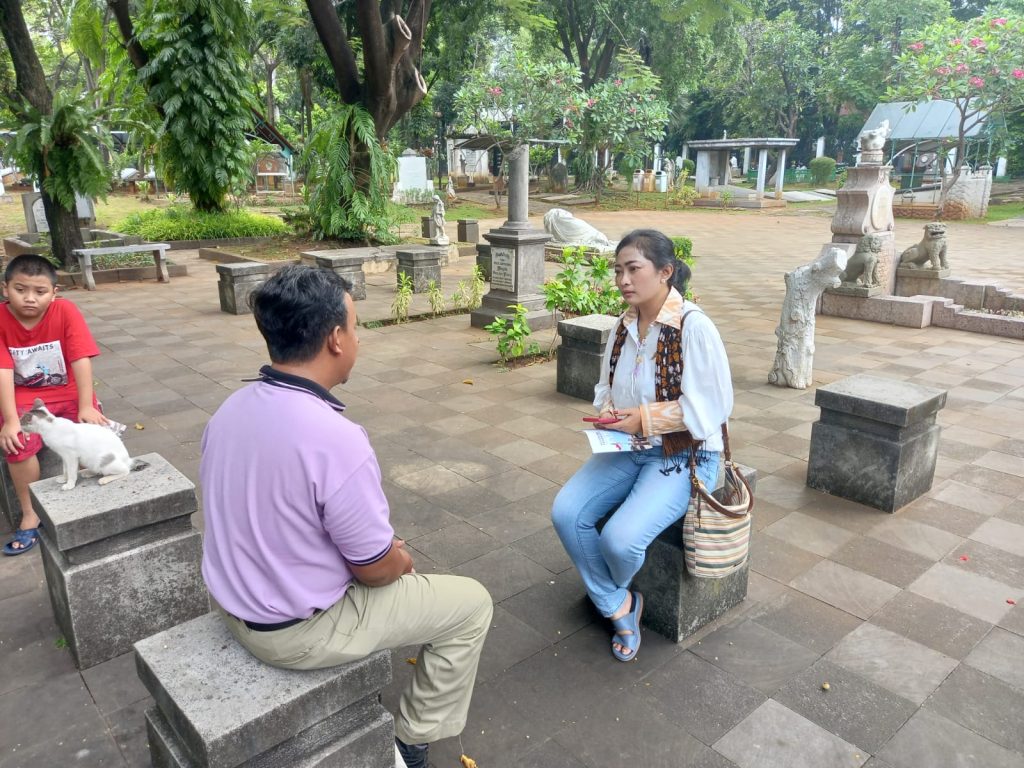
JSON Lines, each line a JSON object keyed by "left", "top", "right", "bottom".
{"left": 689, "top": 423, "right": 752, "bottom": 519}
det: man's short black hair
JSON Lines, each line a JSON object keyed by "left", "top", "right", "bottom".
{"left": 250, "top": 265, "right": 353, "bottom": 364}
{"left": 4, "top": 254, "right": 58, "bottom": 286}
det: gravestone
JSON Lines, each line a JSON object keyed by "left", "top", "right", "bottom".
{"left": 392, "top": 149, "right": 432, "bottom": 203}
{"left": 550, "top": 162, "right": 569, "bottom": 193}
{"left": 475, "top": 243, "right": 491, "bottom": 282}
{"left": 470, "top": 143, "right": 554, "bottom": 331}
{"left": 807, "top": 374, "right": 946, "bottom": 512}
{"left": 312, "top": 252, "right": 367, "bottom": 300}
{"left": 136, "top": 613, "right": 394, "bottom": 768}
{"left": 22, "top": 191, "right": 95, "bottom": 234}
{"left": 32, "top": 453, "right": 209, "bottom": 668}
{"left": 457, "top": 219, "right": 479, "bottom": 243}
{"left": 397, "top": 247, "right": 442, "bottom": 293}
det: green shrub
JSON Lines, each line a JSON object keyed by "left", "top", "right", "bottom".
{"left": 118, "top": 206, "right": 289, "bottom": 241}
{"left": 671, "top": 236, "right": 694, "bottom": 265}
{"left": 808, "top": 156, "right": 837, "bottom": 186}
{"left": 542, "top": 247, "right": 625, "bottom": 317}
{"left": 682, "top": 158, "right": 695, "bottom": 176}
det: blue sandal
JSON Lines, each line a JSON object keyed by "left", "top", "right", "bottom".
{"left": 610, "top": 591, "right": 644, "bottom": 662}
{"left": 3, "top": 527, "right": 39, "bottom": 556}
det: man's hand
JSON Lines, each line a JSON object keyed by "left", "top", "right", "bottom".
{"left": 0, "top": 422, "right": 23, "bottom": 455}
{"left": 349, "top": 538, "right": 416, "bottom": 587}
{"left": 395, "top": 538, "right": 416, "bottom": 574}
{"left": 77, "top": 405, "right": 109, "bottom": 426}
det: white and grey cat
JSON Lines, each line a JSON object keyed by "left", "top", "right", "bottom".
{"left": 20, "top": 398, "right": 143, "bottom": 490}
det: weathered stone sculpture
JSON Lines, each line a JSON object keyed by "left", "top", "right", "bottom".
{"left": 542, "top": 208, "right": 615, "bottom": 249}
{"left": 430, "top": 195, "right": 449, "bottom": 246}
{"left": 858, "top": 120, "right": 890, "bottom": 165}
{"left": 769, "top": 245, "right": 850, "bottom": 390}
{"left": 899, "top": 223, "right": 949, "bottom": 271}
{"left": 838, "top": 233, "right": 884, "bottom": 290}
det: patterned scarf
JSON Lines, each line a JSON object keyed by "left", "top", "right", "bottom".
{"left": 608, "top": 311, "right": 701, "bottom": 459}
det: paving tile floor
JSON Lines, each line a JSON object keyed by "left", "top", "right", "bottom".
{"left": 2, "top": 209, "right": 1024, "bottom": 767}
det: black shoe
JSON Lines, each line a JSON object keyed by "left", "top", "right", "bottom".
{"left": 396, "top": 737, "right": 429, "bottom": 768}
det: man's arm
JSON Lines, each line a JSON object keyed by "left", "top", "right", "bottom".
{"left": 69, "top": 357, "right": 107, "bottom": 425}
{"left": 349, "top": 538, "right": 414, "bottom": 587}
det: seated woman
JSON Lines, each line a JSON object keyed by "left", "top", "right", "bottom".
{"left": 551, "top": 229, "right": 734, "bottom": 661}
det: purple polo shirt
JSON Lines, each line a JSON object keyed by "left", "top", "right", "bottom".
{"left": 200, "top": 366, "right": 395, "bottom": 624}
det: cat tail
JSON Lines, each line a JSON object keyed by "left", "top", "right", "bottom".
{"left": 130, "top": 459, "right": 150, "bottom": 472}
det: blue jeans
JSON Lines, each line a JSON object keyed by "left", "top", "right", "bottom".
{"left": 551, "top": 447, "right": 720, "bottom": 617}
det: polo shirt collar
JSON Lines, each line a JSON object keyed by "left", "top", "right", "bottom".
{"left": 253, "top": 365, "right": 347, "bottom": 412}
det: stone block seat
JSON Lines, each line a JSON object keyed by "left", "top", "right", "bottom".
{"left": 806, "top": 374, "right": 946, "bottom": 512}
{"left": 135, "top": 612, "right": 395, "bottom": 768}
{"left": 33, "top": 453, "right": 209, "bottom": 669}
{"left": 0, "top": 446, "right": 61, "bottom": 531}
{"left": 632, "top": 463, "right": 758, "bottom": 643}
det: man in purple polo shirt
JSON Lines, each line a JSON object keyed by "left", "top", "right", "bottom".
{"left": 200, "top": 265, "right": 492, "bottom": 768}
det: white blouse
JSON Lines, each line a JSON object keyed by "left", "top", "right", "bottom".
{"left": 593, "top": 294, "right": 734, "bottom": 452}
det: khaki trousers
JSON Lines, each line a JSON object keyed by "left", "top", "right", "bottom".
{"left": 219, "top": 573, "right": 493, "bottom": 745}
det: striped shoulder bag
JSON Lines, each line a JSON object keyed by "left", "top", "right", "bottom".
{"left": 682, "top": 424, "right": 753, "bottom": 578}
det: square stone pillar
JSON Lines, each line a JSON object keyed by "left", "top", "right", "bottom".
{"left": 807, "top": 375, "right": 946, "bottom": 513}
{"left": 136, "top": 613, "right": 394, "bottom": 767}
{"left": 216, "top": 262, "right": 269, "bottom": 315}
{"left": 421, "top": 216, "right": 436, "bottom": 239}
{"left": 475, "top": 243, "right": 492, "bottom": 282}
{"left": 33, "top": 453, "right": 210, "bottom": 669}
{"left": 556, "top": 314, "right": 619, "bottom": 400}
{"left": 458, "top": 219, "right": 480, "bottom": 243}
{"left": 1, "top": 447, "right": 61, "bottom": 530}
{"left": 396, "top": 247, "right": 442, "bottom": 293}
{"left": 695, "top": 151, "right": 711, "bottom": 194}
{"left": 775, "top": 149, "right": 788, "bottom": 199}
{"left": 313, "top": 253, "right": 367, "bottom": 300}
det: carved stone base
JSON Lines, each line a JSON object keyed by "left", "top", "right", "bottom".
{"left": 896, "top": 267, "right": 950, "bottom": 280}
{"left": 828, "top": 283, "right": 886, "bottom": 298}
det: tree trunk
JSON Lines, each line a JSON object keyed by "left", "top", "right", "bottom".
{"left": 300, "top": 68, "right": 313, "bottom": 138}
{"left": 0, "top": 0, "right": 84, "bottom": 268}
{"left": 265, "top": 60, "right": 278, "bottom": 125}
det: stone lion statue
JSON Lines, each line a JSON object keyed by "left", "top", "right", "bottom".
{"left": 542, "top": 208, "right": 616, "bottom": 249}
{"left": 859, "top": 120, "right": 890, "bottom": 152}
{"left": 839, "top": 233, "right": 884, "bottom": 288}
{"left": 899, "top": 223, "right": 948, "bottom": 270}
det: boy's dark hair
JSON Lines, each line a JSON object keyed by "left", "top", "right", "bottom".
{"left": 4, "top": 254, "right": 59, "bottom": 286}
{"left": 616, "top": 229, "right": 691, "bottom": 295}
{"left": 250, "top": 265, "right": 353, "bottom": 364}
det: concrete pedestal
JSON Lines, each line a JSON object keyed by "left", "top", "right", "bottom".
{"left": 396, "top": 247, "right": 443, "bottom": 293}
{"left": 556, "top": 314, "right": 618, "bottom": 400}
{"left": 632, "top": 465, "right": 757, "bottom": 642}
{"left": 216, "top": 262, "right": 269, "bottom": 315}
{"left": 421, "top": 216, "right": 436, "bottom": 239}
{"left": 475, "top": 244, "right": 491, "bottom": 282}
{"left": 458, "top": 219, "right": 480, "bottom": 243}
{"left": 136, "top": 613, "right": 394, "bottom": 768}
{"left": 807, "top": 374, "right": 946, "bottom": 512}
{"left": 33, "top": 453, "right": 209, "bottom": 669}
{"left": 470, "top": 227, "right": 553, "bottom": 331}
{"left": 313, "top": 253, "right": 367, "bottom": 300}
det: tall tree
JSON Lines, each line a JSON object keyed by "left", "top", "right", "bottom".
{"left": 0, "top": 0, "right": 87, "bottom": 266}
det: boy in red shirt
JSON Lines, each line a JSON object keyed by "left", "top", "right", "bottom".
{"left": 1, "top": 254, "right": 106, "bottom": 555}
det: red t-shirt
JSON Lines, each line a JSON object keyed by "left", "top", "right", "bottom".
{"left": 0, "top": 298, "right": 100, "bottom": 410}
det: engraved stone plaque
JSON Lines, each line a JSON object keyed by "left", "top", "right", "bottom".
{"left": 490, "top": 246, "right": 516, "bottom": 292}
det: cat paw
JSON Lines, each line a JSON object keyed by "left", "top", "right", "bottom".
{"left": 79, "top": 469, "right": 97, "bottom": 478}
{"left": 61, "top": 482, "right": 75, "bottom": 491}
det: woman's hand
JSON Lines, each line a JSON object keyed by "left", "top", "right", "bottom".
{"left": 601, "top": 407, "right": 642, "bottom": 436}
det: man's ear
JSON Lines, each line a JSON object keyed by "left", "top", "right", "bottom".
{"left": 326, "top": 325, "right": 345, "bottom": 355}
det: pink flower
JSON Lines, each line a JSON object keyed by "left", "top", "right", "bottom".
{"left": 565, "top": 118, "right": 573, "bottom": 129}
{"left": 629, "top": 106, "right": 637, "bottom": 114}
{"left": 935, "top": 65, "right": 952, "bottom": 75}
{"left": 586, "top": 98, "right": 595, "bottom": 108}
{"left": 956, "top": 63, "right": 970, "bottom": 73}
{"left": 614, "top": 79, "right": 623, "bottom": 86}
{"left": 991, "top": 17, "right": 1007, "bottom": 27}
{"left": 487, "top": 86, "right": 503, "bottom": 96}
{"left": 951, "top": 37, "right": 963, "bottom": 46}
{"left": 969, "top": 37, "right": 985, "bottom": 48}
{"left": 969, "top": 75, "right": 985, "bottom": 87}
{"left": 908, "top": 42, "right": 925, "bottom": 51}
{"left": 1014, "top": 69, "right": 1024, "bottom": 79}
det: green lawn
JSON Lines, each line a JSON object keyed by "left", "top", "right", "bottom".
{"left": 0, "top": 191, "right": 170, "bottom": 240}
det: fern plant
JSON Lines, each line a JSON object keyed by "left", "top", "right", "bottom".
{"left": 139, "top": 0, "right": 256, "bottom": 212}
{"left": 303, "top": 104, "right": 398, "bottom": 243}
{"left": 5, "top": 90, "right": 113, "bottom": 212}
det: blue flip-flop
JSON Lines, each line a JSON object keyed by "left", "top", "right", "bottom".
{"left": 610, "top": 591, "right": 644, "bottom": 662}
{"left": 3, "top": 527, "right": 39, "bottom": 556}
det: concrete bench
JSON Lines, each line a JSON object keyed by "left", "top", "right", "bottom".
{"left": 135, "top": 612, "right": 395, "bottom": 767}
{"left": 33, "top": 453, "right": 209, "bottom": 668}
{"left": 632, "top": 463, "right": 757, "bottom": 642}
{"left": 556, "top": 314, "right": 619, "bottom": 400}
{"left": 0, "top": 446, "right": 61, "bottom": 532}
{"left": 807, "top": 374, "right": 946, "bottom": 512}
{"left": 72, "top": 243, "right": 171, "bottom": 291}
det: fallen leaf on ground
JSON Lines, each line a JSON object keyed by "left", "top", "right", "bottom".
{"left": 405, "top": 658, "right": 417, "bottom": 665}
{"left": 1008, "top": 599, "right": 1017, "bottom": 606}
{"left": 462, "top": 379, "right": 474, "bottom": 385}
{"left": 460, "top": 756, "right": 478, "bottom": 768}
{"left": 959, "top": 555, "right": 970, "bottom": 562}
{"left": 821, "top": 682, "right": 830, "bottom": 691}
{"left": 134, "top": 423, "right": 145, "bottom": 430}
